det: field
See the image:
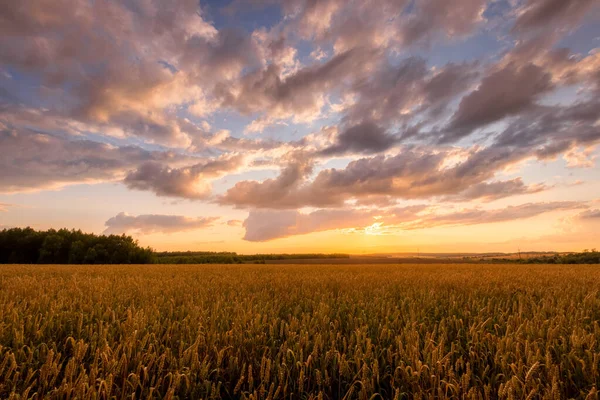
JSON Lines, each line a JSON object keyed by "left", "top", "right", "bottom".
{"left": 1, "top": 264, "right": 599, "bottom": 399}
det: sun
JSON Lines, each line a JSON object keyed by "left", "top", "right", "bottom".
{"left": 364, "top": 222, "right": 385, "bottom": 236}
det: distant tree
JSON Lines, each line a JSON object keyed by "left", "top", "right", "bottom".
{"left": 83, "top": 247, "right": 97, "bottom": 264}
{"left": 69, "top": 240, "right": 86, "bottom": 264}
{"left": 38, "top": 233, "right": 64, "bottom": 263}
{"left": 92, "top": 244, "right": 110, "bottom": 264}
{"left": 0, "top": 227, "right": 156, "bottom": 264}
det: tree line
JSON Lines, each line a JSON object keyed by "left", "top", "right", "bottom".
{"left": 0, "top": 228, "right": 350, "bottom": 264}
{"left": 0, "top": 227, "right": 154, "bottom": 264}
{"left": 153, "top": 251, "right": 350, "bottom": 264}
{"left": 516, "top": 249, "right": 600, "bottom": 264}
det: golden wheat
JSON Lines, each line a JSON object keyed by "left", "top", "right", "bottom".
{"left": 0, "top": 264, "right": 599, "bottom": 399}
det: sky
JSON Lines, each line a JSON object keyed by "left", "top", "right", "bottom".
{"left": 1, "top": 0, "right": 600, "bottom": 254}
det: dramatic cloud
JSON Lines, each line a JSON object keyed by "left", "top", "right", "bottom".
{"left": 219, "top": 160, "right": 316, "bottom": 208}
{"left": 0, "top": 0, "right": 267, "bottom": 146}
{"left": 512, "top": 0, "right": 599, "bottom": 33}
{"left": 0, "top": 125, "right": 170, "bottom": 193}
{"left": 345, "top": 58, "right": 479, "bottom": 126}
{"left": 2, "top": 0, "right": 600, "bottom": 250}
{"left": 319, "top": 121, "right": 398, "bottom": 155}
{"left": 220, "top": 145, "right": 541, "bottom": 209}
{"left": 441, "top": 63, "right": 554, "bottom": 142}
{"left": 493, "top": 98, "right": 600, "bottom": 158}
{"left": 215, "top": 47, "right": 379, "bottom": 130}
{"left": 103, "top": 213, "right": 218, "bottom": 235}
{"left": 124, "top": 155, "right": 244, "bottom": 200}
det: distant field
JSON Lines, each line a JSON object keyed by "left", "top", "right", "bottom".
{"left": 1, "top": 264, "right": 599, "bottom": 399}
{"left": 266, "top": 256, "right": 474, "bottom": 264}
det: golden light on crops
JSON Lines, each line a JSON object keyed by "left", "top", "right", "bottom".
{"left": 1, "top": 263, "right": 599, "bottom": 399}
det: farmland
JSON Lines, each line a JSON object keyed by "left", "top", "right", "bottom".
{"left": 1, "top": 264, "right": 599, "bottom": 399}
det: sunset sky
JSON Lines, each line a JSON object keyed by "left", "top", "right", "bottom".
{"left": 1, "top": 0, "right": 599, "bottom": 254}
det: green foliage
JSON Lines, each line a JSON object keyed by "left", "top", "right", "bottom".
{"left": 0, "top": 264, "right": 599, "bottom": 399}
{"left": 0, "top": 227, "right": 155, "bottom": 264}
{"left": 517, "top": 250, "right": 600, "bottom": 264}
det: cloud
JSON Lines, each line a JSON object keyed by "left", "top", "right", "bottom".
{"left": 103, "top": 212, "right": 218, "bottom": 235}
{"left": 124, "top": 155, "right": 244, "bottom": 200}
{"left": 0, "top": 125, "right": 174, "bottom": 193}
{"left": 0, "top": 0, "right": 258, "bottom": 146}
{"left": 442, "top": 178, "right": 547, "bottom": 202}
{"left": 219, "top": 159, "right": 316, "bottom": 208}
{"left": 492, "top": 97, "right": 600, "bottom": 159}
{"left": 401, "top": 202, "right": 586, "bottom": 230}
{"left": 1, "top": 0, "right": 600, "bottom": 247}
{"left": 512, "top": 0, "right": 599, "bottom": 33}
{"left": 229, "top": 0, "right": 488, "bottom": 52}
{"left": 400, "top": 0, "right": 486, "bottom": 46}
{"left": 563, "top": 146, "right": 597, "bottom": 168}
{"left": 242, "top": 208, "right": 385, "bottom": 241}
{"left": 0, "top": 203, "right": 12, "bottom": 212}
{"left": 576, "top": 209, "right": 600, "bottom": 220}
{"left": 181, "top": 28, "right": 262, "bottom": 82}
{"left": 345, "top": 57, "right": 479, "bottom": 126}
{"left": 220, "top": 145, "right": 535, "bottom": 209}
{"left": 441, "top": 62, "right": 554, "bottom": 142}
{"left": 215, "top": 47, "right": 379, "bottom": 130}
{"left": 221, "top": 103, "right": 600, "bottom": 209}
{"left": 242, "top": 201, "right": 586, "bottom": 241}
{"left": 319, "top": 120, "right": 398, "bottom": 155}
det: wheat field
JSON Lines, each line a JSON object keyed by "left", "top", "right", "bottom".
{"left": 0, "top": 264, "right": 599, "bottom": 399}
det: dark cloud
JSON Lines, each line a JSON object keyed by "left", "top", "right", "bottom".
{"left": 421, "top": 62, "right": 480, "bottom": 115}
{"left": 220, "top": 145, "right": 537, "bottom": 209}
{"left": 319, "top": 121, "right": 398, "bottom": 156}
{"left": 440, "top": 62, "right": 554, "bottom": 143}
{"left": 219, "top": 160, "right": 316, "bottom": 208}
{"left": 576, "top": 209, "right": 600, "bottom": 220}
{"left": 181, "top": 28, "right": 261, "bottom": 82}
{"left": 492, "top": 98, "right": 600, "bottom": 158}
{"left": 443, "top": 178, "right": 547, "bottom": 202}
{"left": 345, "top": 58, "right": 478, "bottom": 126}
{"left": 217, "top": 91, "right": 600, "bottom": 209}
{"left": 104, "top": 212, "right": 218, "bottom": 235}
{"left": 512, "top": 0, "right": 599, "bottom": 33}
{"left": 0, "top": 125, "right": 172, "bottom": 193}
{"left": 215, "top": 47, "right": 380, "bottom": 129}
{"left": 124, "top": 155, "right": 244, "bottom": 200}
